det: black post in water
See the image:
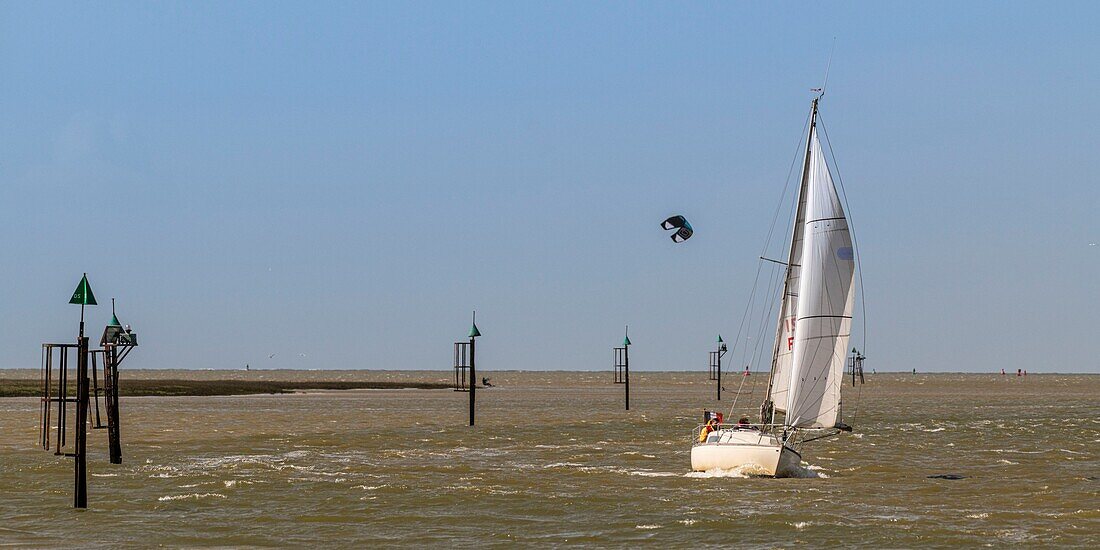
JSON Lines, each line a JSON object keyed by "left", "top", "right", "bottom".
{"left": 100, "top": 299, "right": 138, "bottom": 465}
{"left": 36, "top": 274, "right": 138, "bottom": 508}
{"left": 469, "top": 335, "right": 475, "bottom": 426}
{"left": 74, "top": 332, "right": 88, "bottom": 509}
{"left": 716, "top": 335, "right": 727, "bottom": 401}
{"left": 467, "top": 312, "right": 481, "bottom": 426}
{"left": 848, "top": 347, "right": 866, "bottom": 387}
{"left": 624, "top": 339, "right": 629, "bottom": 411}
{"left": 69, "top": 273, "right": 96, "bottom": 508}
{"left": 716, "top": 346, "right": 721, "bottom": 401}
{"left": 614, "top": 326, "right": 631, "bottom": 410}
{"left": 106, "top": 346, "right": 122, "bottom": 464}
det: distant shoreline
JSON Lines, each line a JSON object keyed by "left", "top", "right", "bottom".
{"left": 0, "top": 379, "right": 451, "bottom": 398}
{"left": 1, "top": 368, "right": 1095, "bottom": 375}
{"left": 2, "top": 369, "right": 1095, "bottom": 398}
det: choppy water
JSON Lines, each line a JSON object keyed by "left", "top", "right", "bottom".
{"left": 1, "top": 372, "right": 1097, "bottom": 547}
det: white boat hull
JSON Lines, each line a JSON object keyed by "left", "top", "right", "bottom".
{"left": 690, "top": 429, "right": 802, "bottom": 477}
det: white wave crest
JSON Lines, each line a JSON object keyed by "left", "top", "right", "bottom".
{"left": 543, "top": 462, "right": 584, "bottom": 469}
{"left": 628, "top": 470, "right": 679, "bottom": 477}
{"left": 157, "top": 493, "right": 227, "bottom": 502}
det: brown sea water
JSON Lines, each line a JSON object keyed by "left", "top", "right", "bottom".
{"left": 1, "top": 371, "right": 1097, "bottom": 547}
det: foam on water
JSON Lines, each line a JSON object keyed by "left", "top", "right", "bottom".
{"left": 157, "top": 493, "right": 227, "bottom": 502}
{"left": 543, "top": 462, "right": 584, "bottom": 468}
{"left": 790, "top": 463, "right": 829, "bottom": 478}
{"left": 684, "top": 465, "right": 762, "bottom": 478}
{"left": 628, "top": 470, "right": 679, "bottom": 477}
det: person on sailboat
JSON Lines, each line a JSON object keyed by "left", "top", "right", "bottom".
{"left": 736, "top": 416, "right": 758, "bottom": 430}
{"left": 698, "top": 417, "right": 719, "bottom": 443}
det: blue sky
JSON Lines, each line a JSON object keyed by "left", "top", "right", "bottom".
{"left": 1, "top": 1, "right": 1096, "bottom": 372}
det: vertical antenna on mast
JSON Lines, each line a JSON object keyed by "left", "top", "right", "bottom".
{"left": 818, "top": 37, "right": 836, "bottom": 99}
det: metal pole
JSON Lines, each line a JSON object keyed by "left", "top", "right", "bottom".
{"left": 468, "top": 336, "right": 475, "bottom": 426}
{"left": 624, "top": 344, "right": 629, "bottom": 411}
{"left": 107, "top": 346, "right": 122, "bottom": 464}
{"left": 74, "top": 331, "right": 88, "bottom": 509}
{"left": 851, "top": 355, "right": 856, "bottom": 387}
{"left": 91, "top": 351, "right": 102, "bottom": 428}
{"left": 57, "top": 347, "right": 67, "bottom": 453}
{"left": 716, "top": 347, "right": 721, "bottom": 402}
{"left": 42, "top": 346, "right": 52, "bottom": 450}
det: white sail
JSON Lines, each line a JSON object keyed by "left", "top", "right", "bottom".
{"left": 767, "top": 174, "right": 808, "bottom": 414}
{"left": 785, "top": 127, "right": 855, "bottom": 429}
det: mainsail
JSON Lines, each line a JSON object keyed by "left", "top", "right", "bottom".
{"left": 784, "top": 121, "right": 856, "bottom": 429}
{"left": 767, "top": 157, "right": 809, "bottom": 414}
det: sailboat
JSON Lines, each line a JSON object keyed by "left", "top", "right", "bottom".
{"left": 690, "top": 93, "right": 858, "bottom": 477}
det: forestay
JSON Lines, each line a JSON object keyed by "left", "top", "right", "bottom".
{"left": 785, "top": 127, "right": 855, "bottom": 429}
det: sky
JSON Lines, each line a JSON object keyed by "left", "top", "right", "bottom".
{"left": 0, "top": 1, "right": 1097, "bottom": 373}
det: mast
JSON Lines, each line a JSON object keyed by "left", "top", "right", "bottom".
{"left": 785, "top": 98, "right": 856, "bottom": 430}
{"left": 762, "top": 97, "right": 819, "bottom": 424}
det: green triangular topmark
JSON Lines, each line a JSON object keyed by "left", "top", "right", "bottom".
{"left": 108, "top": 314, "right": 122, "bottom": 327}
{"left": 622, "top": 335, "right": 631, "bottom": 346}
{"left": 469, "top": 323, "right": 481, "bottom": 338}
{"left": 717, "top": 334, "right": 724, "bottom": 343}
{"left": 69, "top": 274, "right": 97, "bottom": 306}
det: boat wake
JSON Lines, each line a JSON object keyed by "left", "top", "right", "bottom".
{"left": 684, "top": 464, "right": 770, "bottom": 478}
{"left": 787, "top": 463, "right": 829, "bottom": 478}
{"left": 685, "top": 461, "right": 828, "bottom": 479}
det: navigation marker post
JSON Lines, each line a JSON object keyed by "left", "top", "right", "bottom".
{"left": 39, "top": 275, "right": 139, "bottom": 508}
{"left": 453, "top": 312, "right": 481, "bottom": 426}
{"left": 847, "top": 347, "right": 866, "bottom": 387}
{"left": 98, "top": 299, "right": 138, "bottom": 464}
{"left": 69, "top": 274, "right": 94, "bottom": 508}
{"left": 709, "top": 335, "right": 728, "bottom": 401}
{"left": 613, "top": 326, "right": 631, "bottom": 410}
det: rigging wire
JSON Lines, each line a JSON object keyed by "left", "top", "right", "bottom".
{"left": 727, "top": 262, "right": 784, "bottom": 419}
{"left": 817, "top": 114, "right": 868, "bottom": 426}
{"left": 719, "top": 113, "right": 809, "bottom": 397}
{"left": 722, "top": 110, "right": 813, "bottom": 420}
{"left": 743, "top": 264, "right": 785, "bottom": 401}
